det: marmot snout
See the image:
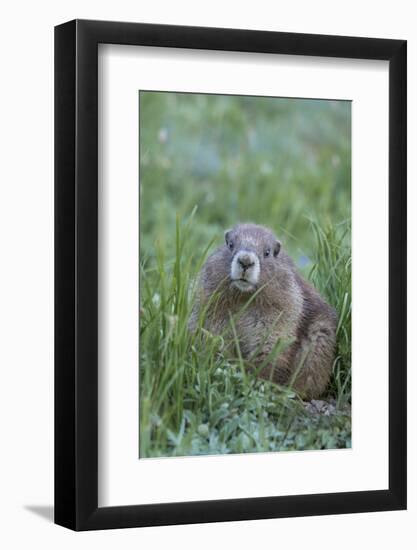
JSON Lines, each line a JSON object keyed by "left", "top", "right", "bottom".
{"left": 189, "top": 223, "right": 337, "bottom": 399}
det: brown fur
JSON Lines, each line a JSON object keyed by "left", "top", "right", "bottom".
{"left": 189, "top": 223, "right": 337, "bottom": 399}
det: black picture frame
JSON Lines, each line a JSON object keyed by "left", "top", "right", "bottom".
{"left": 55, "top": 19, "right": 407, "bottom": 531}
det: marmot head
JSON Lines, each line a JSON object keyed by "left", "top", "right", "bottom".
{"left": 223, "top": 223, "right": 281, "bottom": 293}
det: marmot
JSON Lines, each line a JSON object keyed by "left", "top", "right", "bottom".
{"left": 189, "top": 223, "right": 337, "bottom": 399}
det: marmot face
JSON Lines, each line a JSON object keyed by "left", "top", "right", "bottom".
{"left": 225, "top": 224, "right": 281, "bottom": 293}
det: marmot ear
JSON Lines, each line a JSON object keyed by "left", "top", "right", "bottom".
{"left": 273, "top": 240, "right": 281, "bottom": 257}
{"left": 224, "top": 229, "right": 232, "bottom": 245}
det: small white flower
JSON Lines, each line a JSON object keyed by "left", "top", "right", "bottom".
{"left": 158, "top": 127, "right": 169, "bottom": 143}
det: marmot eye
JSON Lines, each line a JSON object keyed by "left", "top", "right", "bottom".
{"left": 264, "top": 249, "right": 271, "bottom": 257}
{"left": 228, "top": 241, "right": 234, "bottom": 251}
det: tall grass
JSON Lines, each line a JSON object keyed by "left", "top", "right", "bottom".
{"left": 308, "top": 220, "right": 351, "bottom": 407}
{"left": 139, "top": 215, "right": 351, "bottom": 458}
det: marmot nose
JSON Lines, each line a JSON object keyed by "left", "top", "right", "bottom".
{"left": 238, "top": 254, "right": 255, "bottom": 269}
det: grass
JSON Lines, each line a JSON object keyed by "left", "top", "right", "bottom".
{"left": 139, "top": 92, "right": 351, "bottom": 457}
{"left": 139, "top": 215, "right": 351, "bottom": 457}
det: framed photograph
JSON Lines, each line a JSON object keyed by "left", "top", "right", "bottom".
{"left": 55, "top": 19, "right": 406, "bottom": 530}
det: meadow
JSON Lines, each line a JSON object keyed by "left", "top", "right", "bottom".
{"left": 139, "top": 92, "right": 351, "bottom": 458}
